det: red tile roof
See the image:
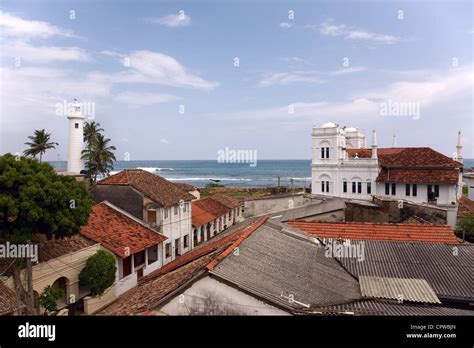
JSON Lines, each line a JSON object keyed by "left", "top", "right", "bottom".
{"left": 209, "top": 194, "right": 242, "bottom": 209}
{"left": 347, "top": 147, "right": 461, "bottom": 184}
{"left": 191, "top": 203, "right": 217, "bottom": 227}
{"left": 347, "top": 147, "right": 462, "bottom": 168}
{"left": 80, "top": 202, "right": 167, "bottom": 258}
{"left": 458, "top": 195, "right": 474, "bottom": 218}
{"left": 376, "top": 168, "right": 459, "bottom": 184}
{"left": 193, "top": 197, "right": 229, "bottom": 217}
{"left": 287, "top": 221, "right": 459, "bottom": 244}
{"left": 96, "top": 169, "right": 195, "bottom": 207}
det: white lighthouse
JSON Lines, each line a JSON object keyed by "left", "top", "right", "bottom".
{"left": 67, "top": 99, "right": 84, "bottom": 173}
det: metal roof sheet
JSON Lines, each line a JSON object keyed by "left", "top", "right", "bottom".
{"left": 359, "top": 276, "right": 441, "bottom": 304}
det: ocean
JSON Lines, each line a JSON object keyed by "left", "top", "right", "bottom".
{"left": 48, "top": 158, "right": 474, "bottom": 189}
{"left": 48, "top": 160, "right": 313, "bottom": 188}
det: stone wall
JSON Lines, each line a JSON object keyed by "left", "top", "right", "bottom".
{"left": 243, "top": 193, "right": 308, "bottom": 217}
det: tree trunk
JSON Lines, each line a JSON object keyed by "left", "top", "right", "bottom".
{"left": 26, "top": 249, "right": 35, "bottom": 314}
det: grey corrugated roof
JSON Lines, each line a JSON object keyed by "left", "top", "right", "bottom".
{"left": 335, "top": 240, "right": 473, "bottom": 302}
{"left": 313, "top": 299, "right": 474, "bottom": 316}
{"left": 359, "top": 276, "right": 441, "bottom": 304}
{"left": 209, "top": 222, "right": 361, "bottom": 311}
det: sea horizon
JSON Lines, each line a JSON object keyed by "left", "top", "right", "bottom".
{"left": 48, "top": 158, "right": 474, "bottom": 188}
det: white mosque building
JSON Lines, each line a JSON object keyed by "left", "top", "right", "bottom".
{"left": 311, "top": 122, "right": 464, "bottom": 226}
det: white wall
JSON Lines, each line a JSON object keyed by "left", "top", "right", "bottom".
{"left": 159, "top": 276, "right": 288, "bottom": 315}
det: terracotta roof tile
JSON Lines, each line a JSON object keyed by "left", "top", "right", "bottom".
{"left": 347, "top": 147, "right": 462, "bottom": 168}
{"left": 376, "top": 168, "right": 459, "bottom": 184}
{"left": 97, "top": 169, "right": 194, "bottom": 207}
{"left": 208, "top": 194, "right": 242, "bottom": 209}
{"left": 193, "top": 197, "right": 229, "bottom": 217}
{"left": 191, "top": 203, "right": 217, "bottom": 227}
{"left": 80, "top": 202, "right": 167, "bottom": 258}
{"left": 458, "top": 195, "right": 474, "bottom": 218}
{"left": 0, "top": 280, "right": 21, "bottom": 315}
{"left": 287, "top": 221, "right": 459, "bottom": 244}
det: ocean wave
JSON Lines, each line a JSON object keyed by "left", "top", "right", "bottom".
{"left": 137, "top": 167, "right": 174, "bottom": 172}
{"left": 166, "top": 177, "right": 253, "bottom": 182}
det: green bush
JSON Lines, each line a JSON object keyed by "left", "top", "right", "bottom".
{"left": 39, "top": 286, "right": 65, "bottom": 313}
{"left": 455, "top": 213, "right": 474, "bottom": 243}
{"left": 79, "top": 250, "right": 117, "bottom": 296}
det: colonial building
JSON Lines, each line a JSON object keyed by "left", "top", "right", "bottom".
{"left": 80, "top": 201, "right": 167, "bottom": 297}
{"left": 191, "top": 194, "right": 244, "bottom": 246}
{"left": 91, "top": 169, "right": 195, "bottom": 264}
{"left": 311, "top": 122, "right": 463, "bottom": 226}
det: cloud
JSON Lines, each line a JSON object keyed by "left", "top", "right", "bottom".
{"left": 0, "top": 11, "right": 88, "bottom": 63}
{"left": 148, "top": 13, "right": 191, "bottom": 27}
{"left": 114, "top": 91, "right": 180, "bottom": 106}
{"left": 257, "top": 67, "right": 366, "bottom": 87}
{"left": 104, "top": 50, "right": 219, "bottom": 90}
{"left": 0, "top": 10, "right": 74, "bottom": 40}
{"left": 311, "top": 19, "right": 400, "bottom": 44}
{"left": 2, "top": 41, "right": 90, "bottom": 62}
{"left": 230, "top": 67, "right": 473, "bottom": 121}
{"left": 279, "top": 22, "right": 292, "bottom": 29}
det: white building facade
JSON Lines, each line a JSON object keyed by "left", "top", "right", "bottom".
{"left": 311, "top": 122, "right": 463, "bottom": 226}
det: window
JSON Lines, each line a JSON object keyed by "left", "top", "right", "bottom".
{"left": 147, "top": 246, "right": 158, "bottom": 265}
{"left": 434, "top": 185, "right": 439, "bottom": 198}
{"left": 164, "top": 208, "right": 169, "bottom": 219}
{"left": 147, "top": 210, "right": 156, "bottom": 224}
{"left": 321, "top": 148, "right": 325, "bottom": 159}
{"left": 391, "top": 183, "right": 396, "bottom": 195}
{"left": 165, "top": 243, "right": 171, "bottom": 258}
{"left": 343, "top": 181, "right": 347, "bottom": 193}
{"left": 325, "top": 147, "right": 329, "bottom": 159}
{"left": 133, "top": 250, "right": 145, "bottom": 268}
{"left": 405, "top": 184, "right": 410, "bottom": 196}
{"left": 183, "top": 235, "right": 189, "bottom": 248}
{"left": 357, "top": 182, "right": 362, "bottom": 194}
{"left": 385, "top": 183, "right": 390, "bottom": 195}
{"left": 326, "top": 181, "right": 330, "bottom": 193}
{"left": 122, "top": 256, "right": 132, "bottom": 278}
{"left": 74, "top": 123, "right": 79, "bottom": 129}
{"left": 321, "top": 181, "right": 325, "bottom": 193}
{"left": 193, "top": 229, "right": 198, "bottom": 245}
{"left": 174, "top": 206, "right": 178, "bottom": 215}
{"left": 174, "top": 238, "right": 180, "bottom": 257}
{"left": 183, "top": 203, "right": 187, "bottom": 213}
{"left": 352, "top": 182, "right": 356, "bottom": 194}
{"left": 412, "top": 184, "right": 417, "bottom": 197}
{"left": 367, "top": 182, "right": 371, "bottom": 195}
{"left": 228, "top": 211, "right": 232, "bottom": 219}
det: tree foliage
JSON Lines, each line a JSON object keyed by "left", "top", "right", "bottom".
{"left": 38, "top": 285, "right": 65, "bottom": 313}
{"left": 79, "top": 250, "right": 116, "bottom": 296}
{"left": 455, "top": 213, "right": 474, "bottom": 243}
{"left": 81, "top": 122, "right": 116, "bottom": 183}
{"left": 23, "top": 129, "right": 58, "bottom": 163}
{"left": 0, "top": 154, "right": 93, "bottom": 239}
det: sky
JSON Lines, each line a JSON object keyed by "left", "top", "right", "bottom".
{"left": 0, "top": 0, "right": 473, "bottom": 161}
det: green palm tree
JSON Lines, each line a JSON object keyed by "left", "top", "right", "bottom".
{"left": 83, "top": 121, "right": 104, "bottom": 147}
{"left": 23, "top": 129, "right": 58, "bottom": 162}
{"left": 82, "top": 133, "right": 116, "bottom": 183}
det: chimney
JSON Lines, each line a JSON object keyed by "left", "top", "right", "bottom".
{"left": 371, "top": 129, "right": 378, "bottom": 159}
{"left": 392, "top": 134, "right": 397, "bottom": 147}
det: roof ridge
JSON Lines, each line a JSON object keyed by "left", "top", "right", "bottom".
{"left": 206, "top": 215, "right": 269, "bottom": 270}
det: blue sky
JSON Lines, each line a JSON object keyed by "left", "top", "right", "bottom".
{"left": 1, "top": 0, "right": 473, "bottom": 160}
